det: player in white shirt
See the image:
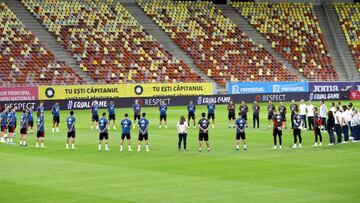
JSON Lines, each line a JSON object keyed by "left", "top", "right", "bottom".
{"left": 319, "top": 100, "right": 327, "bottom": 131}
{"left": 329, "top": 102, "right": 336, "bottom": 113}
{"left": 341, "top": 106, "right": 349, "bottom": 143}
{"left": 345, "top": 105, "right": 354, "bottom": 141}
{"left": 306, "top": 101, "right": 315, "bottom": 130}
{"left": 350, "top": 109, "right": 360, "bottom": 142}
{"left": 334, "top": 107, "right": 343, "bottom": 144}
{"left": 177, "top": 116, "right": 188, "bottom": 151}
{"left": 299, "top": 99, "right": 307, "bottom": 129}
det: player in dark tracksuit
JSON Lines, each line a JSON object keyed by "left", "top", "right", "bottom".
{"left": 290, "top": 100, "right": 298, "bottom": 129}
{"left": 228, "top": 100, "right": 236, "bottom": 128}
{"left": 291, "top": 110, "right": 303, "bottom": 148}
{"left": 267, "top": 101, "right": 275, "bottom": 129}
{"left": 252, "top": 101, "right": 260, "bottom": 128}
{"left": 239, "top": 101, "right": 249, "bottom": 127}
{"left": 278, "top": 102, "right": 287, "bottom": 129}
{"left": 313, "top": 107, "right": 323, "bottom": 147}
{"left": 272, "top": 109, "right": 284, "bottom": 149}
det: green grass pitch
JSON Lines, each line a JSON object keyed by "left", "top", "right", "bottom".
{"left": 0, "top": 101, "right": 359, "bottom": 203}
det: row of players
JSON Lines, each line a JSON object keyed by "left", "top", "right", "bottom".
{"left": 1, "top": 99, "right": 359, "bottom": 150}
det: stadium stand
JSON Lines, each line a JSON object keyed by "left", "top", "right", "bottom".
{"left": 334, "top": 3, "right": 360, "bottom": 73}
{"left": 0, "top": 2, "right": 84, "bottom": 86}
{"left": 21, "top": 0, "right": 203, "bottom": 84}
{"left": 139, "top": 0, "right": 297, "bottom": 85}
{"left": 231, "top": 2, "right": 338, "bottom": 81}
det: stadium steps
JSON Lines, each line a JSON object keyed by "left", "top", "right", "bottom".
{"left": 121, "top": 2, "right": 225, "bottom": 94}
{"left": 217, "top": 4, "right": 306, "bottom": 81}
{"left": 323, "top": 5, "right": 359, "bottom": 81}
{"left": 4, "top": 0, "right": 94, "bottom": 84}
{"left": 313, "top": 5, "right": 353, "bottom": 81}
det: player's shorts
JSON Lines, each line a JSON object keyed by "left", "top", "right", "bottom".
{"left": 160, "top": 114, "right": 167, "bottom": 121}
{"left": 8, "top": 126, "right": 15, "bottom": 133}
{"left": 20, "top": 128, "right": 27, "bottom": 134}
{"left": 53, "top": 116, "right": 60, "bottom": 124}
{"left": 109, "top": 114, "right": 116, "bottom": 121}
{"left": 268, "top": 113, "right": 274, "bottom": 120}
{"left": 37, "top": 131, "right": 45, "bottom": 137}
{"left": 99, "top": 132, "right": 109, "bottom": 140}
{"left": 67, "top": 131, "right": 76, "bottom": 138}
{"left": 241, "top": 115, "right": 248, "bottom": 121}
{"left": 121, "top": 133, "right": 131, "bottom": 140}
{"left": 28, "top": 121, "right": 34, "bottom": 127}
{"left": 207, "top": 113, "right": 215, "bottom": 120}
{"left": 293, "top": 128, "right": 301, "bottom": 136}
{"left": 236, "top": 132, "right": 246, "bottom": 140}
{"left": 92, "top": 114, "right": 99, "bottom": 122}
{"left": 199, "top": 132, "right": 209, "bottom": 141}
{"left": 1, "top": 125, "right": 6, "bottom": 132}
{"left": 134, "top": 113, "right": 140, "bottom": 120}
{"left": 273, "top": 128, "right": 282, "bottom": 136}
{"left": 188, "top": 112, "right": 195, "bottom": 120}
{"left": 138, "top": 133, "right": 148, "bottom": 141}
{"left": 281, "top": 114, "right": 286, "bottom": 121}
{"left": 228, "top": 112, "right": 235, "bottom": 120}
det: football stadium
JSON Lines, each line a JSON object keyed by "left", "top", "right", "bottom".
{"left": 0, "top": 0, "right": 360, "bottom": 202}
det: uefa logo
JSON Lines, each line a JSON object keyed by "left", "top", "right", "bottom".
{"left": 45, "top": 87, "right": 55, "bottom": 98}
{"left": 134, "top": 85, "right": 143, "bottom": 95}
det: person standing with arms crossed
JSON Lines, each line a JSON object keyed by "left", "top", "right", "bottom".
{"left": 306, "top": 101, "right": 315, "bottom": 130}
{"left": 227, "top": 100, "right": 236, "bottom": 128}
{"left": 239, "top": 101, "right": 249, "bottom": 127}
{"left": 290, "top": 100, "right": 298, "bottom": 129}
{"left": 252, "top": 101, "right": 260, "bottom": 128}
{"left": 267, "top": 101, "right": 275, "bottom": 129}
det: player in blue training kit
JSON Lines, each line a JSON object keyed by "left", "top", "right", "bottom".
{"left": 120, "top": 113, "right": 132, "bottom": 151}
{"left": 6, "top": 106, "right": 17, "bottom": 144}
{"left": 36, "top": 112, "right": 46, "bottom": 148}
{"left": 19, "top": 109, "right": 29, "bottom": 146}
{"left": 27, "top": 107, "right": 34, "bottom": 134}
{"left": 235, "top": 113, "right": 247, "bottom": 151}
{"left": 51, "top": 102, "right": 60, "bottom": 133}
{"left": 187, "top": 101, "right": 196, "bottom": 128}
{"left": 91, "top": 101, "right": 99, "bottom": 130}
{"left": 66, "top": 111, "right": 76, "bottom": 149}
{"left": 207, "top": 101, "right": 215, "bottom": 128}
{"left": 98, "top": 112, "right": 110, "bottom": 151}
{"left": 159, "top": 101, "right": 167, "bottom": 128}
{"left": 108, "top": 100, "right": 116, "bottom": 130}
{"left": 137, "top": 113, "right": 150, "bottom": 152}
{"left": 133, "top": 100, "right": 141, "bottom": 129}
{"left": 36, "top": 102, "right": 44, "bottom": 118}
